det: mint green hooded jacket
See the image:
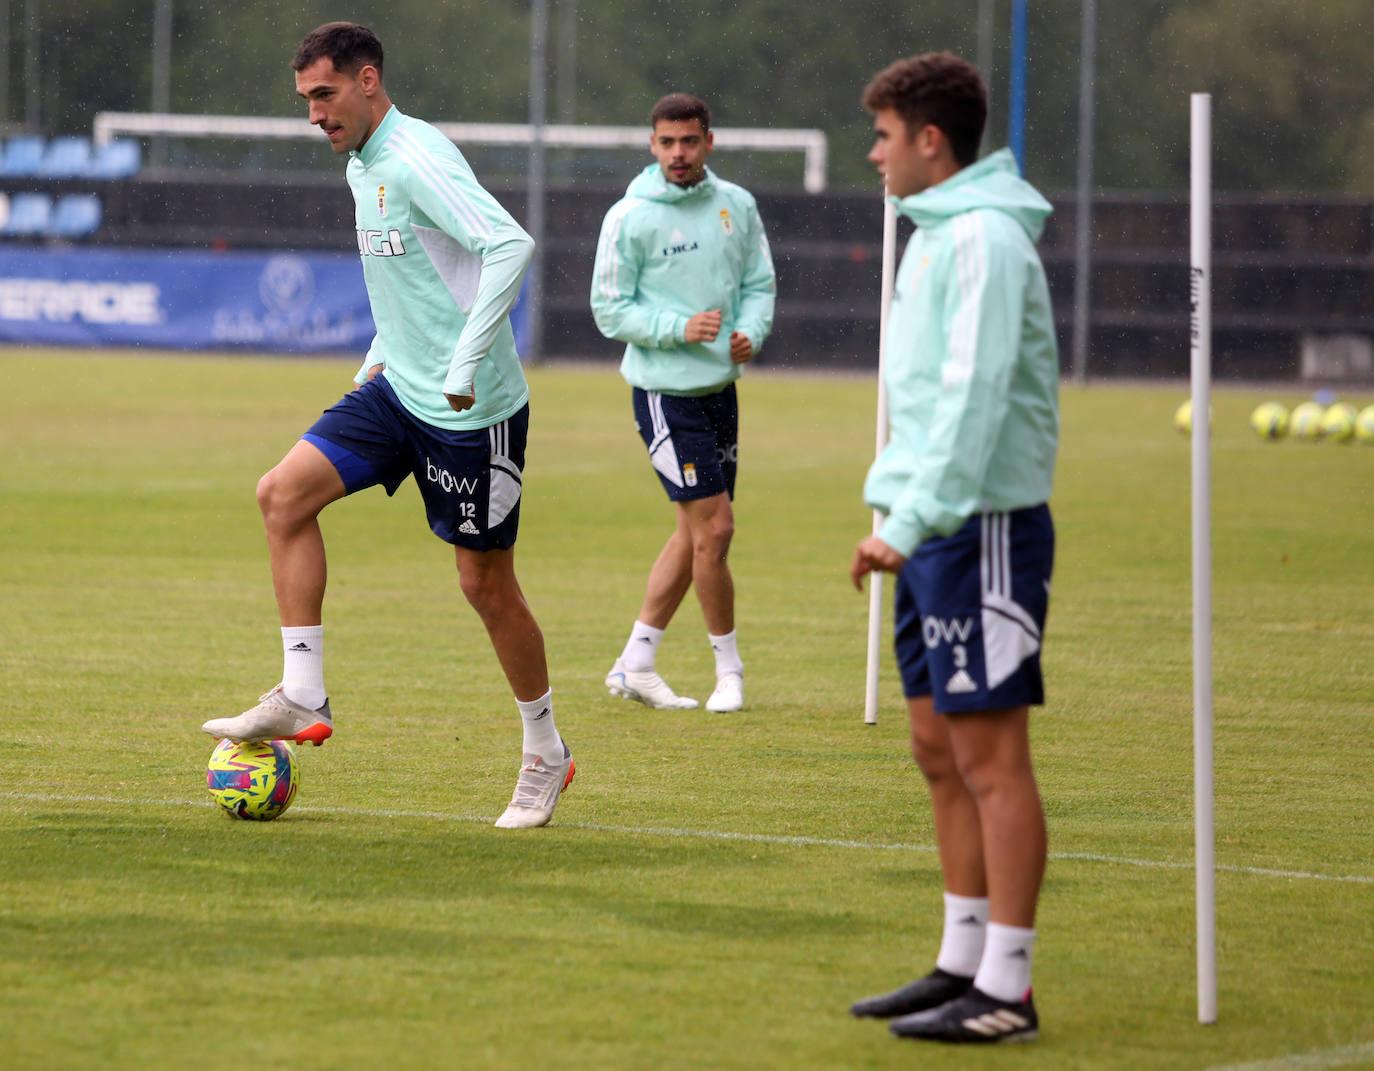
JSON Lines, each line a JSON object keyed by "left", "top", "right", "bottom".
{"left": 346, "top": 106, "right": 533, "bottom": 431}
{"left": 865, "top": 149, "right": 1060, "bottom": 557}
{"left": 591, "top": 165, "right": 776, "bottom": 395}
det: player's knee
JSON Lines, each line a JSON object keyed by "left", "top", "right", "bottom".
{"left": 912, "top": 733, "right": 957, "bottom": 783}
{"left": 257, "top": 466, "right": 316, "bottom": 533}
{"left": 457, "top": 565, "right": 512, "bottom": 618}
{"left": 693, "top": 513, "right": 734, "bottom": 559}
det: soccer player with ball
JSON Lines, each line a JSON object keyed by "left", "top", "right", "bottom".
{"left": 848, "top": 52, "right": 1060, "bottom": 1044}
{"left": 201, "top": 23, "right": 573, "bottom": 830}
{"left": 591, "top": 94, "right": 776, "bottom": 713}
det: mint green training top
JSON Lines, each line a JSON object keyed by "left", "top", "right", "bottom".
{"left": 865, "top": 149, "right": 1060, "bottom": 557}
{"left": 346, "top": 106, "right": 533, "bottom": 430}
{"left": 591, "top": 164, "right": 776, "bottom": 395}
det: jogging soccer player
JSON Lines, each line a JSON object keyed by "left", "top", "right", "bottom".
{"left": 847, "top": 53, "right": 1059, "bottom": 1043}
{"left": 591, "top": 93, "right": 776, "bottom": 713}
{"left": 201, "top": 22, "right": 573, "bottom": 830}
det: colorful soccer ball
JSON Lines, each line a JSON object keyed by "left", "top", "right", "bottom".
{"left": 1320, "top": 403, "right": 1357, "bottom": 443}
{"left": 1289, "top": 402, "right": 1326, "bottom": 441}
{"left": 1356, "top": 405, "right": 1374, "bottom": 445}
{"left": 207, "top": 739, "right": 299, "bottom": 821}
{"left": 1249, "top": 402, "right": 1289, "bottom": 440}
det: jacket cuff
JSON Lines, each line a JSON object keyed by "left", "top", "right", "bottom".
{"left": 877, "top": 514, "right": 923, "bottom": 559}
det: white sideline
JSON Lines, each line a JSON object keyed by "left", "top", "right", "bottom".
{"left": 2, "top": 790, "right": 1372, "bottom": 887}
{"left": 1204, "top": 1041, "right": 1374, "bottom": 1071}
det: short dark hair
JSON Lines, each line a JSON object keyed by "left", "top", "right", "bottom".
{"left": 292, "top": 22, "right": 384, "bottom": 78}
{"left": 862, "top": 52, "right": 987, "bottom": 166}
{"left": 650, "top": 93, "right": 711, "bottom": 133}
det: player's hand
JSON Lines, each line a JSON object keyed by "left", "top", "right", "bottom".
{"left": 729, "top": 331, "right": 754, "bottom": 364}
{"left": 355, "top": 363, "right": 384, "bottom": 390}
{"left": 684, "top": 309, "right": 722, "bottom": 343}
{"left": 850, "top": 535, "right": 906, "bottom": 591}
{"left": 446, "top": 391, "right": 475, "bottom": 412}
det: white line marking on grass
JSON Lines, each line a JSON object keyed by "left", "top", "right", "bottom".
{"left": 1205, "top": 1041, "right": 1374, "bottom": 1071}
{"left": 3, "top": 790, "right": 1373, "bottom": 886}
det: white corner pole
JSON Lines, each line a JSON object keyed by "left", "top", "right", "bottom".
{"left": 864, "top": 195, "right": 898, "bottom": 725}
{"left": 1189, "top": 92, "right": 1217, "bottom": 1027}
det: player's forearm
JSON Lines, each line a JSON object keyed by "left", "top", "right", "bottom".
{"left": 591, "top": 301, "right": 687, "bottom": 350}
{"left": 444, "top": 233, "right": 534, "bottom": 396}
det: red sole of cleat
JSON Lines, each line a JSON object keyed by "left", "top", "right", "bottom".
{"left": 562, "top": 760, "right": 576, "bottom": 791}
{"left": 292, "top": 723, "right": 333, "bottom": 747}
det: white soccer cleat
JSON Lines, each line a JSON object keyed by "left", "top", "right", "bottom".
{"left": 605, "top": 661, "right": 698, "bottom": 710}
{"left": 201, "top": 686, "right": 334, "bottom": 747}
{"left": 494, "top": 742, "right": 575, "bottom": 829}
{"left": 706, "top": 672, "right": 744, "bottom": 713}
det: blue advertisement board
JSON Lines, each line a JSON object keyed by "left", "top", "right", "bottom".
{"left": 0, "top": 246, "right": 527, "bottom": 355}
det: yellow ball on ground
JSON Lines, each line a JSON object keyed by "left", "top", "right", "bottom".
{"left": 1249, "top": 402, "right": 1289, "bottom": 440}
{"left": 1290, "top": 402, "right": 1326, "bottom": 441}
{"left": 1320, "top": 403, "right": 1357, "bottom": 443}
{"left": 1355, "top": 405, "right": 1374, "bottom": 445}
{"left": 1174, "top": 399, "right": 1193, "bottom": 434}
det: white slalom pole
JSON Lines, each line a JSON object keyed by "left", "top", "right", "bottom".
{"left": 1190, "top": 92, "right": 1218, "bottom": 1027}
{"left": 864, "top": 194, "right": 898, "bottom": 725}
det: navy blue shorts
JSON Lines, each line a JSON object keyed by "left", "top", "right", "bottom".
{"left": 894, "top": 505, "right": 1054, "bottom": 714}
{"left": 303, "top": 375, "right": 527, "bottom": 551}
{"left": 631, "top": 384, "right": 738, "bottom": 502}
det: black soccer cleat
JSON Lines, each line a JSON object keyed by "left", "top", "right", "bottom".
{"left": 849, "top": 968, "right": 974, "bottom": 1019}
{"left": 888, "top": 987, "right": 1038, "bottom": 1043}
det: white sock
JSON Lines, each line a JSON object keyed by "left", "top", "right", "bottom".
{"left": 974, "top": 922, "right": 1035, "bottom": 1003}
{"left": 935, "top": 892, "right": 988, "bottom": 977}
{"left": 621, "top": 620, "right": 664, "bottom": 673}
{"left": 708, "top": 630, "right": 743, "bottom": 677}
{"left": 516, "top": 689, "right": 562, "bottom": 764}
{"left": 281, "top": 626, "right": 326, "bottom": 710}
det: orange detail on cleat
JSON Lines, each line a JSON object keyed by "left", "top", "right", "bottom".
{"left": 562, "top": 759, "right": 575, "bottom": 791}
{"left": 292, "top": 722, "right": 333, "bottom": 747}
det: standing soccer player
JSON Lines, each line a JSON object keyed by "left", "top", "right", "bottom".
{"left": 848, "top": 53, "right": 1059, "bottom": 1043}
{"left": 591, "top": 93, "right": 776, "bottom": 713}
{"left": 201, "top": 23, "right": 574, "bottom": 830}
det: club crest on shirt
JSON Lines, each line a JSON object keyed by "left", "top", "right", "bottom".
{"left": 377, "top": 185, "right": 386, "bottom": 217}
{"left": 719, "top": 209, "right": 733, "bottom": 235}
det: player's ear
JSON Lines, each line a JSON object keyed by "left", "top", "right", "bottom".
{"left": 359, "top": 64, "right": 381, "bottom": 96}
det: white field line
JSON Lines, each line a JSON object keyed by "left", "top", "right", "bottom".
{"left": 2, "top": 790, "right": 1372, "bottom": 887}
{"left": 1204, "top": 1041, "right": 1374, "bottom": 1071}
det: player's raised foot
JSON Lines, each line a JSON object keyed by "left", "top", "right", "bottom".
{"left": 888, "top": 987, "right": 1038, "bottom": 1044}
{"left": 495, "top": 741, "right": 575, "bottom": 829}
{"left": 201, "top": 686, "right": 334, "bottom": 747}
{"left": 705, "top": 671, "right": 744, "bottom": 713}
{"left": 605, "top": 661, "right": 698, "bottom": 709}
{"left": 850, "top": 968, "right": 974, "bottom": 1019}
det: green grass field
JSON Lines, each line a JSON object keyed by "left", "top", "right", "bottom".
{"left": 2, "top": 350, "right": 1371, "bottom": 1071}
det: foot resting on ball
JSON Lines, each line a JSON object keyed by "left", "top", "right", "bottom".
{"left": 202, "top": 685, "right": 334, "bottom": 746}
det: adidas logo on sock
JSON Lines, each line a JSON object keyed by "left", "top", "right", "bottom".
{"left": 288, "top": 642, "right": 312, "bottom": 652}
{"left": 458, "top": 519, "right": 481, "bottom": 535}
{"left": 957, "top": 915, "right": 983, "bottom": 926}
{"left": 637, "top": 636, "right": 653, "bottom": 643}
{"left": 1007, "top": 948, "right": 1030, "bottom": 960}
{"left": 533, "top": 707, "right": 550, "bottom": 720}
{"left": 946, "top": 669, "right": 978, "bottom": 694}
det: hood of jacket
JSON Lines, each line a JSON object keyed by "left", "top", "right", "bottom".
{"left": 893, "top": 148, "right": 1052, "bottom": 241}
{"left": 625, "top": 163, "right": 720, "bottom": 203}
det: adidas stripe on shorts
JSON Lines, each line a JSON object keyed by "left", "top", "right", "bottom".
{"left": 303, "top": 374, "right": 527, "bottom": 551}
{"left": 893, "top": 504, "right": 1054, "bottom": 714}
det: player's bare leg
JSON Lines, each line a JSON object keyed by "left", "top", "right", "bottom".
{"left": 202, "top": 439, "right": 344, "bottom": 746}
{"left": 637, "top": 509, "right": 694, "bottom": 629}
{"left": 946, "top": 706, "right": 1045, "bottom": 928}
{"left": 259, "top": 439, "right": 348, "bottom": 626}
{"left": 683, "top": 493, "right": 744, "bottom": 711}
{"left": 607, "top": 509, "right": 699, "bottom": 709}
{"left": 455, "top": 546, "right": 572, "bottom": 829}
{"left": 851, "top": 696, "right": 985, "bottom": 1019}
